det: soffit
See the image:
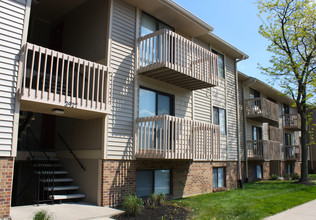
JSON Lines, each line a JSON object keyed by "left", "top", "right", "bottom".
{"left": 122, "top": 0, "right": 210, "bottom": 37}
{"left": 31, "top": 0, "right": 88, "bottom": 23}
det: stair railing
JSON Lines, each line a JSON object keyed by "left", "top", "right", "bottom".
{"left": 57, "top": 133, "right": 86, "bottom": 171}
{"left": 26, "top": 127, "right": 55, "bottom": 205}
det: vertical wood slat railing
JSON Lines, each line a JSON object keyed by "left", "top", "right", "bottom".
{"left": 283, "top": 114, "right": 301, "bottom": 129}
{"left": 136, "top": 115, "right": 220, "bottom": 160}
{"left": 138, "top": 29, "right": 219, "bottom": 86}
{"left": 247, "top": 140, "right": 264, "bottom": 159}
{"left": 20, "top": 43, "right": 112, "bottom": 113}
{"left": 245, "top": 97, "right": 279, "bottom": 122}
{"left": 285, "top": 145, "right": 301, "bottom": 160}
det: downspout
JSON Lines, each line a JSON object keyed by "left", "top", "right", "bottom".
{"left": 241, "top": 77, "right": 257, "bottom": 182}
{"left": 235, "top": 56, "right": 249, "bottom": 188}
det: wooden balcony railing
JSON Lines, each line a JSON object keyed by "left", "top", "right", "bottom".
{"left": 20, "top": 43, "right": 112, "bottom": 115}
{"left": 283, "top": 114, "right": 301, "bottom": 130}
{"left": 269, "top": 126, "right": 283, "bottom": 143}
{"left": 247, "top": 140, "right": 281, "bottom": 161}
{"left": 137, "top": 29, "right": 219, "bottom": 90}
{"left": 285, "top": 145, "right": 301, "bottom": 160}
{"left": 245, "top": 97, "right": 279, "bottom": 125}
{"left": 136, "top": 115, "right": 220, "bottom": 160}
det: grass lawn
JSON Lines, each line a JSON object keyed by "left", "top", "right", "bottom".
{"left": 173, "top": 180, "right": 316, "bottom": 220}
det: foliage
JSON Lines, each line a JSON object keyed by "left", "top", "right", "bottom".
{"left": 271, "top": 173, "right": 279, "bottom": 180}
{"left": 257, "top": 0, "right": 316, "bottom": 182}
{"left": 284, "top": 173, "right": 292, "bottom": 180}
{"left": 175, "top": 181, "right": 316, "bottom": 219}
{"left": 33, "top": 210, "right": 53, "bottom": 220}
{"left": 122, "top": 194, "right": 144, "bottom": 216}
{"left": 146, "top": 193, "right": 167, "bottom": 208}
{"left": 292, "top": 173, "right": 300, "bottom": 180}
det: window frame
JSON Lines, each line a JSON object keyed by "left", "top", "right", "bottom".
{"left": 213, "top": 167, "right": 226, "bottom": 189}
{"left": 252, "top": 126, "right": 262, "bottom": 141}
{"left": 253, "top": 165, "right": 263, "bottom": 179}
{"left": 136, "top": 169, "right": 171, "bottom": 197}
{"left": 213, "top": 106, "right": 226, "bottom": 135}
{"left": 211, "top": 49, "right": 225, "bottom": 78}
{"left": 139, "top": 86, "right": 175, "bottom": 117}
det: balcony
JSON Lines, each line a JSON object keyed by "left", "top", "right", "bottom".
{"left": 285, "top": 145, "right": 301, "bottom": 161}
{"left": 136, "top": 115, "right": 220, "bottom": 160}
{"left": 283, "top": 114, "right": 301, "bottom": 130}
{"left": 137, "top": 29, "right": 219, "bottom": 90}
{"left": 245, "top": 98, "right": 279, "bottom": 126}
{"left": 247, "top": 140, "right": 281, "bottom": 161}
{"left": 19, "top": 43, "right": 112, "bottom": 119}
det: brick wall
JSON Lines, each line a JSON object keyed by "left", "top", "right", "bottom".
{"left": 102, "top": 160, "right": 238, "bottom": 206}
{"left": 0, "top": 158, "right": 14, "bottom": 218}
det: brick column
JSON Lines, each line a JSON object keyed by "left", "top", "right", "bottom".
{"left": 0, "top": 158, "right": 14, "bottom": 218}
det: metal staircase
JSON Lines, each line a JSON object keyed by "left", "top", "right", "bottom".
{"left": 16, "top": 111, "right": 86, "bottom": 205}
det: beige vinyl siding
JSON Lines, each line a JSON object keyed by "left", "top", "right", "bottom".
{"left": 0, "top": 0, "right": 27, "bottom": 156}
{"left": 226, "top": 57, "right": 238, "bottom": 161}
{"left": 193, "top": 88, "right": 211, "bottom": 122}
{"left": 139, "top": 76, "right": 192, "bottom": 119}
{"left": 107, "top": 0, "right": 136, "bottom": 159}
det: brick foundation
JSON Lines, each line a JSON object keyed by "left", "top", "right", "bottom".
{"left": 101, "top": 160, "right": 238, "bottom": 206}
{"left": 0, "top": 157, "right": 14, "bottom": 218}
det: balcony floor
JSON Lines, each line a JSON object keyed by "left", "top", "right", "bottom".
{"left": 246, "top": 114, "right": 278, "bottom": 126}
{"left": 139, "top": 65, "right": 214, "bottom": 90}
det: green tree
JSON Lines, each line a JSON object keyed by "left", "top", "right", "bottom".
{"left": 257, "top": 0, "right": 316, "bottom": 182}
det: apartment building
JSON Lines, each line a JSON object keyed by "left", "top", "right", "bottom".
{"left": 0, "top": 0, "right": 250, "bottom": 217}
{"left": 238, "top": 72, "right": 301, "bottom": 181}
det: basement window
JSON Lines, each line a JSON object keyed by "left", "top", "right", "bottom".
{"left": 213, "top": 167, "right": 225, "bottom": 188}
{"left": 253, "top": 165, "right": 262, "bottom": 179}
{"left": 136, "top": 169, "right": 170, "bottom": 197}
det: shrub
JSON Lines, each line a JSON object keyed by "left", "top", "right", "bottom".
{"left": 122, "top": 194, "right": 144, "bottom": 216}
{"left": 284, "top": 173, "right": 291, "bottom": 180}
{"left": 146, "top": 193, "right": 167, "bottom": 208}
{"left": 270, "top": 174, "right": 279, "bottom": 180}
{"left": 292, "top": 173, "right": 300, "bottom": 180}
{"left": 33, "top": 210, "right": 53, "bottom": 220}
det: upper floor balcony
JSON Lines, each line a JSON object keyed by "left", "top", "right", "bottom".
{"left": 19, "top": 43, "right": 112, "bottom": 119}
{"left": 137, "top": 29, "right": 219, "bottom": 90}
{"left": 283, "top": 114, "right": 301, "bottom": 131}
{"left": 284, "top": 145, "right": 301, "bottom": 161}
{"left": 245, "top": 97, "right": 279, "bottom": 126}
{"left": 135, "top": 115, "right": 220, "bottom": 160}
{"left": 247, "top": 140, "right": 281, "bottom": 161}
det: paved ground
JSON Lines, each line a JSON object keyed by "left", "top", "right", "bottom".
{"left": 265, "top": 199, "right": 316, "bottom": 220}
{"left": 10, "top": 202, "right": 123, "bottom": 220}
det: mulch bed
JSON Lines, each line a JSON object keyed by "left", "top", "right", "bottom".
{"left": 113, "top": 204, "right": 191, "bottom": 220}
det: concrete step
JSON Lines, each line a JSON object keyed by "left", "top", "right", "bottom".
{"left": 40, "top": 178, "right": 73, "bottom": 183}
{"left": 34, "top": 170, "right": 68, "bottom": 175}
{"left": 44, "top": 185, "right": 79, "bottom": 191}
{"left": 49, "top": 193, "right": 85, "bottom": 200}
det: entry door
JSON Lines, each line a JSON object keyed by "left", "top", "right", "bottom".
{"left": 41, "top": 114, "right": 56, "bottom": 150}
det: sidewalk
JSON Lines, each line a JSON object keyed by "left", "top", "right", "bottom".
{"left": 265, "top": 199, "right": 316, "bottom": 220}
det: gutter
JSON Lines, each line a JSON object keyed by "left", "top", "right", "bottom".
{"left": 235, "top": 56, "right": 248, "bottom": 187}
{"left": 160, "top": 0, "right": 214, "bottom": 32}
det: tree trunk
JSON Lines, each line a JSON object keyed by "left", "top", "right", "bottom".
{"left": 300, "top": 111, "right": 308, "bottom": 182}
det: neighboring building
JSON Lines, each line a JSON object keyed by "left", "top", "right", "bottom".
{"left": 308, "top": 108, "right": 316, "bottom": 173}
{"left": 0, "top": 0, "right": 249, "bottom": 217}
{"left": 238, "top": 72, "right": 301, "bottom": 181}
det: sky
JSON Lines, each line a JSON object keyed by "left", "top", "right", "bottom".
{"left": 174, "top": 0, "right": 278, "bottom": 89}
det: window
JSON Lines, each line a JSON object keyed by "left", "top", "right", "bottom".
{"left": 253, "top": 165, "right": 262, "bottom": 179}
{"left": 283, "top": 104, "right": 290, "bottom": 115}
{"left": 141, "top": 12, "right": 174, "bottom": 37}
{"left": 213, "top": 107, "right": 226, "bottom": 134}
{"left": 252, "top": 126, "right": 262, "bottom": 141}
{"left": 285, "top": 133, "right": 292, "bottom": 146}
{"left": 212, "top": 50, "right": 224, "bottom": 78}
{"left": 213, "top": 167, "right": 225, "bottom": 188}
{"left": 250, "top": 88, "right": 260, "bottom": 99}
{"left": 139, "top": 87, "right": 174, "bottom": 117}
{"left": 136, "top": 170, "right": 171, "bottom": 197}
{"left": 286, "top": 164, "right": 293, "bottom": 174}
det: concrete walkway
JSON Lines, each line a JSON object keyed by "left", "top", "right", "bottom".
{"left": 10, "top": 202, "right": 123, "bottom": 220}
{"left": 265, "top": 199, "right": 316, "bottom": 220}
